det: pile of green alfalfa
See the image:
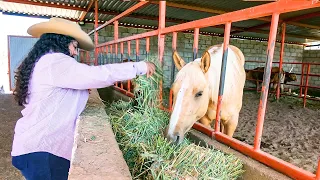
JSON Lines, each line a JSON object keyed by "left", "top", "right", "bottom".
{"left": 105, "top": 55, "right": 245, "bottom": 180}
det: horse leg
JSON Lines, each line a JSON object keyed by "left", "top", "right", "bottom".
{"left": 220, "top": 123, "right": 225, "bottom": 134}
{"left": 224, "top": 114, "right": 239, "bottom": 137}
{"left": 199, "top": 115, "right": 212, "bottom": 129}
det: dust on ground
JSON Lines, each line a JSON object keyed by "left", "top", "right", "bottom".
{"left": 233, "top": 91, "right": 320, "bottom": 174}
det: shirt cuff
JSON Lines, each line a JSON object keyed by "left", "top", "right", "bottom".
{"left": 134, "top": 61, "right": 148, "bottom": 76}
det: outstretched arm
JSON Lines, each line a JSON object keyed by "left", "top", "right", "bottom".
{"left": 48, "top": 53, "right": 154, "bottom": 90}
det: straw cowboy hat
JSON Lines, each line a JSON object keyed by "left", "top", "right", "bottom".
{"left": 27, "top": 17, "right": 94, "bottom": 51}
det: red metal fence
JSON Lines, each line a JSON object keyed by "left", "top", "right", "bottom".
{"left": 245, "top": 60, "right": 320, "bottom": 107}
{"left": 82, "top": 1, "right": 320, "bottom": 180}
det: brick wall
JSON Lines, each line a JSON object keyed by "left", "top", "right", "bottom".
{"left": 80, "top": 23, "right": 305, "bottom": 89}
{"left": 302, "top": 50, "right": 320, "bottom": 88}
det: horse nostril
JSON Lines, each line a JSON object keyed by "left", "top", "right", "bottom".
{"left": 176, "top": 135, "right": 180, "bottom": 143}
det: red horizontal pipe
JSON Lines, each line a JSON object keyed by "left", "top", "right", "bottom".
{"left": 192, "top": 122, "right": 214, "bottom": 137}
{"left": 160, "top": 1, "right": 320, "bottom": 34}
{"left": 97, "top": 30, "right": 158, "bottom": 47}
{"left": 244, "top": 88, "right": 320, "bottom": 101}
{"left": 88, "top": 1, "right": 149, "bottom": 35}
{"left": 214, "top": 132, "right": 316, "bottom": 180}
{"left": 246, "top": 60, "right": 320, "bottom": 66}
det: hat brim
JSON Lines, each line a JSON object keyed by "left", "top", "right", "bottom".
{"left": 27, "top": 20, "right": 94, "bottom": 51}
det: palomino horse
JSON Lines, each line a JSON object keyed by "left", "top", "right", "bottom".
{"left": 165, "top": 44, "right": 246, "bottom": 144}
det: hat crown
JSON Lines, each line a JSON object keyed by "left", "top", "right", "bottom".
{"left": 50, "top": 17, "right": 80, "bottom": 29}
{"left": 27, "top": 17, "right": 94, "bottom": 51}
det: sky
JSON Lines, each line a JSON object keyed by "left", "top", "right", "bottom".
{"left": 0, "top": 13, "right": 48, "bottom": 93}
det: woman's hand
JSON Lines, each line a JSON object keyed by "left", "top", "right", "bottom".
{"left": 145, "top": 62, "right": 156, "bottom": 78}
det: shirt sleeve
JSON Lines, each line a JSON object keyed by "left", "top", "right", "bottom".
{"left": 48, "top": 53, "right": 148, "bottom": 89}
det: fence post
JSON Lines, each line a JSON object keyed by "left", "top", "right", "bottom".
{"left": 254, "top": 13, "right": 280, "bottom": 151}
{"left": 158, "top": 1, "right": 166, "bottom": 105}
{"left": 277, "top": 23, "right": 286, "bottom": 100}
{"left": 214, "top": 22, "right": 231, "bottom": 134}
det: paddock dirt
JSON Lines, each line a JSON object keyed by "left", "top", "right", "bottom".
{"left": 0, "top": 94, "right": 24, "bottom": 180}
{"left": 233, "top": 91, "right": 320, "bottom": 174}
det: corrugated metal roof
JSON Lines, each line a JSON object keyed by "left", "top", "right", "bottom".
{"left": 0, "top": 0, "right": 319, "bottom": 44}
{"left": 0, "top": 1, "right": 81, "bottom": 20}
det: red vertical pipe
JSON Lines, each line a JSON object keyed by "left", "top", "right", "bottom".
{"left": 146, "top": 37, "right": 150, "bottom": 53}
{"left": 120, "top": 42, "right": 124, "bottom": 60}
{"left": 136, "top": 39, "right": 140, "bottom": 61}
{"left": 193, "top": 28, "right": 199, "bottom": 60}
{"left": 114, "top": 21, "right": 119, "bottom": 64}
{"left": 94, "top": 0, "right": 98, "bottom": 66}
{"left": 277, "top": 23, "right": 286, "bottom": 100}
{"left": 316, "top": 156, "right": 320, "bottom": 180}
{"left": 127, "top": 41, "right": 131, "bottom": 91}
{"left": 106, "top": 45, "right": 109, "bottom": 64}
{"left": 158, "top": 1, "right": 166, "bottom": 103}
{"left": 253, "top": 13, "right": 280, "bottom": 151}
{"left": 114, "top": 21, "right": 119, "bottom": 40}
{"left": 303, "top": 64, "right": 311, "bottom": 108}
{"left": 146, "top": 37, "right": 150, "bottom": 60}
{"left": 128, "top": 41, "right": 131, "bottom": 60}
{"left": 172, "top": 32, "right": 177, "bottom": 50}
{"left": 300, "top": 64, "right": 305, "bottom": 97}
{"left": 214, "top": 22, "right": 231, "bottom": 133}
{"left": 120, "top": 42, "right": 124, "bottom": 89}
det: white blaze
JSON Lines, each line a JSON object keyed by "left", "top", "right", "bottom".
{"left": 168, "top": 80, "right": 188, "bottom": 136}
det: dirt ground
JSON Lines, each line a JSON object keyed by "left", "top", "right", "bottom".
{"left": 0, "top": 94, "right": 24, "bottom": 180}
{"left": 233, "top": 91, "right": 320, "bottom": 174}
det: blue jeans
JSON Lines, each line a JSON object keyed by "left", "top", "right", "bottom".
{"left": 12, "top": 152, "right": 70, "bottom": 180}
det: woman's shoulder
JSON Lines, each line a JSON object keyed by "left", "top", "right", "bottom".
{"left": 40, "top": 52, "right": 71, "bottom": 60}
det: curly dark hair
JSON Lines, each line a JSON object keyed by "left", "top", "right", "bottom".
{"left": 13, "top": 33, "right": 76, "bottom": 106}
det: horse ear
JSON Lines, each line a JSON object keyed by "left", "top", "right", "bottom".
{"left": 200, "top": 51, "right": 211, "bottom": 73}
{"left": 173, "top": 50, "right": 186, "bottom": 71}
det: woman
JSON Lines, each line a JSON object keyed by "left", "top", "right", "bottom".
{"left": 11, "top": 17, "right": 155, "bottom": 180}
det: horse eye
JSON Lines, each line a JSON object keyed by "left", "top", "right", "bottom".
{"left": 195, "top": 91, "right": 203, "bottom": 98}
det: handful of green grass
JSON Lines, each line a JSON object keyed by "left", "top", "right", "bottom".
{"left": 105, "top": 55, "right": 245, "bottom": 179}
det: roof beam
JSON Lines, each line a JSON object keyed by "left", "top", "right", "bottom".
{"left": 151, "top": 1, "right": 318, "bottom": 31}
{"left": 5, "top": 0, "right": 317, "bottom": 31}
{"left": 88, "top": 1, "right": 149, "bottom": 35}
{"left": 3, "top": 0, "right": 320, "bottom": 41}
{"left": 284, "top": 11, "right": 320, "bottom": 22}
{"left": 151, "top": 1, "right": 271, "bottom": 22}
{"left": 3, "top": 0, "right": 85, "bottom": 11}
{"left": 231, "top": 11, "right": 320, "bottom": 35}
{"left": 2, "top": 0, "right": 186, "bottom": 24}
{"left": 79, "top": 0, "right": 95, "bottom": 21}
